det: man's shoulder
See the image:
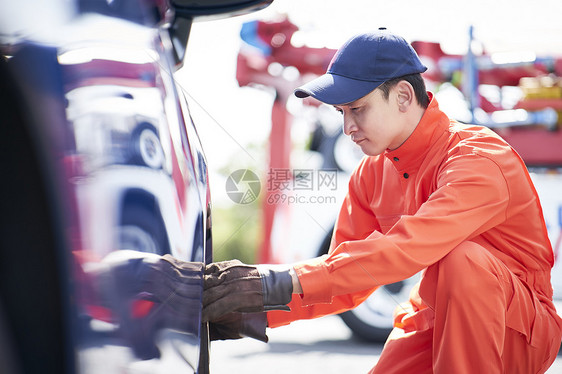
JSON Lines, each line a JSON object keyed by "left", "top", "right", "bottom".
{"left": 448, "top": 121, "right": 498, "bottom": 139}
{"left": 446, "top": 121, "right": 512, "bottom": 153}
{"left": 438, "top": 121, "right": 525, "bottom": 176}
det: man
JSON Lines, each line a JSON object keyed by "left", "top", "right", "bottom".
{"left": 203, "top": 28, "right": 562, "bottom": 373}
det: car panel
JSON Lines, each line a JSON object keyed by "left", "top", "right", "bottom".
{"left": 5, "top": 19, "right": 206, "bottom": 374}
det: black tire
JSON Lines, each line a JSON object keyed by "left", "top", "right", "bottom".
{"left": 339, "top": 283, "right": 403, "bottom": 343}
{"left": 0, "top": 48, "right": 74, "bottom": 373}
{"left": 339, "top": 311, "right": 392, "bottom": 343}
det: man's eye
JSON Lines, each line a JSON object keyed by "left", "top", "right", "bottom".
{"left": 335, "top": 108, "right": 343, "bottom": 115}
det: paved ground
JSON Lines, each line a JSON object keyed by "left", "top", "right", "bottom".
{"left": 209, "top": 315, "right": 562, "bottom": 374}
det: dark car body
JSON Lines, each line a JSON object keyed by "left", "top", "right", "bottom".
{"left": 0, "top": 0, "right": 271, "bottom": 373}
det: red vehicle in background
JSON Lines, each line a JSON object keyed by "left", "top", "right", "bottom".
{"left": 237, "top": 18, "right": 562, "bottom": 342}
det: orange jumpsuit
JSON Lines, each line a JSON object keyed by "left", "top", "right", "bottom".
{"left": 268, "top": 94, "right": 562, "bottom": 373}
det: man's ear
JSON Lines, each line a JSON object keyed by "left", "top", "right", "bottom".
{"left": 396, "top": 81, "right": 414, "bottom": 112}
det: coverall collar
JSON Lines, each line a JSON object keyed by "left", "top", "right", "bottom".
{"left": 385, "top": 92, "right": 449, "bottom": 172}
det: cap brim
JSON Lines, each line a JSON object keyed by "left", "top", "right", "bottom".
{"left": 294, "top": 73, "right": 383, "bottom": 105}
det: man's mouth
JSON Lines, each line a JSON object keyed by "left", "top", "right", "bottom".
{"left": 352, "top": 136, "right": 365, "bottom": 145}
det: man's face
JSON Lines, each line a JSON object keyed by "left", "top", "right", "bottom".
{"left": 334, "top": 86, "right": 409, "bottom": 156}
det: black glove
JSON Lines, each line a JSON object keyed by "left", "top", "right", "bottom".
{"left": 93, "top": 250, "right": 203, "bottom": 359}
{"left": 209, "top": 312, "right": 269, "bottom": 342}
{"left": 202, "top": 260, "right": 293, "bottom": 322}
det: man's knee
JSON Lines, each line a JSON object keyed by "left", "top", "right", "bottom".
{"left": 436, "top": 241, "right": 502, "bottom": 295}
{"left": 441, "top": 241, "right": 487, "bottom": 267}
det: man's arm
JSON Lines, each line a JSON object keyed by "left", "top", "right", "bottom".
{"left": 294, "top": 154, "right": 511, "bottom": 306}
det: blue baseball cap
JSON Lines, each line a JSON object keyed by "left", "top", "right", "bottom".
{"left": 294, "top": 28, "right": 427, "bottom": 105}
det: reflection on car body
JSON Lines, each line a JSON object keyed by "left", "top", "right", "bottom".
{"left": 59, "top": 15, "right": 209, "bottom": 369}
{"left": 61, "top": 32, "right": 205, "bottom": 260}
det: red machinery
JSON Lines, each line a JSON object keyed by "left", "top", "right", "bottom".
{"left": 236, "top": 18, "right": 562, "bottom": 263}
{"left": 236, "top": 17, "right": 336, "bottom": 263}
{"left": 411, "top": 25, "right": 562, "bottom": 166}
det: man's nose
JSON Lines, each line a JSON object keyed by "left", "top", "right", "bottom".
{"left": 342, "top": 116, "right": 356, "bottom": 136}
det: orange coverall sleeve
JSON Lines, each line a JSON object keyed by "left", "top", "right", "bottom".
{"left": 268, "top": 151, "right": 510, "bottom": 328}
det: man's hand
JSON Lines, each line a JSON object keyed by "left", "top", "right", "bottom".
{"left": 202, "top": 260, "right": 293, "bottom": 323}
